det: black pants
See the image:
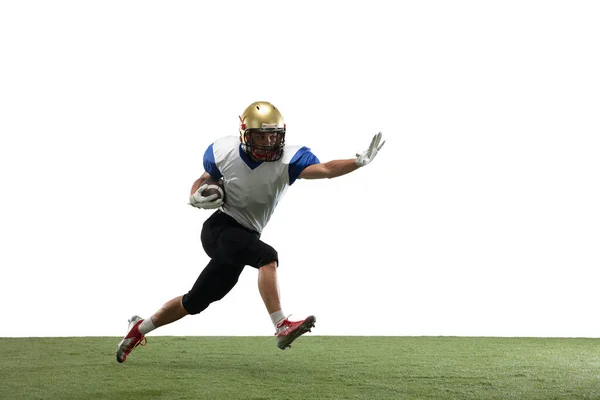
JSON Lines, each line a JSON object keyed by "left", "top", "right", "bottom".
{"left": 181, "top": 210, "right": 278, "bottom": 315}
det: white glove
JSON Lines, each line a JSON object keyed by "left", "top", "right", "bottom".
{"left": 189, "top": 184, "right": 224, "bottom": 210}
{"left": 355, "top": 132, "right": 385, "bottom": 167}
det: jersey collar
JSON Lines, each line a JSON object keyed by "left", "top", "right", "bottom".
{"left": 239, "top": 144, "right": 263, "bottom": 170}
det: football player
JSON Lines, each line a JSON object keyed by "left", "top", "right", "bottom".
{"left": 116, "top": 101, "right": 385, "bottom": 362}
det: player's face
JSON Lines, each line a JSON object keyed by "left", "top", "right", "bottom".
{"left": 250, "top": 132, "right": 282, "bottom": 160}
{"left": 252, "top": 132, "right": 279, "bottom": 146}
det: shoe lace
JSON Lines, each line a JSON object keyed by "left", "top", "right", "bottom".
{"left": 276, "top": 315, "right": 294, "bottom": 328}
{"left": 125, "top": 335, "right": 147, "bottom": 354}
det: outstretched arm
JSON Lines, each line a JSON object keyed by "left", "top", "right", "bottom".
{"left": 299, "top": 132, "right": 385, "bottom": 180}
{"left": 299, "top": 159, "right": 359, "bottom": 179}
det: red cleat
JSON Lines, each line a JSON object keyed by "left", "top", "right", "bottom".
{"left": 275, "top": 315, "right": 316, "bottom": 350}
{"left": 116, "top": 315, "right": 147, "bottom": 363}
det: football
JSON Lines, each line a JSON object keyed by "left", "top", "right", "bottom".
{"left": 201, "top": 178, "right": 225, "bottom": 201}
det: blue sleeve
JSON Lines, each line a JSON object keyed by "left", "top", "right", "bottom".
{"left": 288, "top": 146, "right": 320, "bottom": 185}
{"left": 203, "top": 144, "right": 223, "bottom": 180}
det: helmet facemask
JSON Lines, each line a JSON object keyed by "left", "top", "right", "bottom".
{"left": 242, "top": 128, "right": 286, "bottom": 162}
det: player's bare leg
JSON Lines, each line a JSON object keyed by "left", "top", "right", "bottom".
{"left": 151, "top": 295, "right": 189, "bottom": 327}
{"left": 258, "top": 261, "right": 281, "bottom": 314}
{"left": 258, "top": 261, "right": 316, "bottom": 350}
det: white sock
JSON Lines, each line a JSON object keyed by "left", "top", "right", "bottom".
{"left": 270, "top": 310, "right": 286, "bottom": 329}
{"left": 139, "top": 317, "right": 156, "bottom": 335}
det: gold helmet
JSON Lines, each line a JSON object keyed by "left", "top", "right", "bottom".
{"left": 239, "top": 101, "right": 286, "bottom": 162}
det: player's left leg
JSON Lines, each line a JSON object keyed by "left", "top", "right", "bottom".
{"left": 201, "top": 213, "right": 316, "bottom": 349}
{"left": 274, "top": 315, "right": 316, "bottom": 350}
{"left": 258, "top": 260, "right": 281, "bottom": 314}
{"left": 255, "top": 258, "right": 316, "bottom": 350}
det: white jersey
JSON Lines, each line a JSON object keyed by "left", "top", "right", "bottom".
{"left": 205, "top": 136, "right": 319, "bottom": 233}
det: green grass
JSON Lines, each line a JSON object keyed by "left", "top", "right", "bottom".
{"left": 1, "top": 336, "right": 599, "bottom": 399}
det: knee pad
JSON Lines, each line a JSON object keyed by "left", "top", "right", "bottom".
{"left": 256, "top": 247, "right": 278, "bottom": 269}
{"left": 181, "top": 292, "right": 210, "bottom": 315}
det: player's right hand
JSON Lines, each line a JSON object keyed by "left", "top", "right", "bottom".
{"left": 189, "top": 185, "right": 223, "bottom": 209}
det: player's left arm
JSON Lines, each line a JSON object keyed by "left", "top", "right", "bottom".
{"left": 299, "top": 159, "right": 359, "bottom": 179}
{"left": 299, "top": 132, "right": 385, "bottom": 180}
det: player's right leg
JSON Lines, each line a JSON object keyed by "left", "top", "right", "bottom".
{"left": 115, "top": 297, "right": 188, "bottom": 363}
{"left": 116, "top": 316, "right": 146, "bottom": 363}
{"left": 116, "top": 211, "right": 247, "bottom": 363}
{"left": 181, "top": 259, "right": 245, "bottom": 315}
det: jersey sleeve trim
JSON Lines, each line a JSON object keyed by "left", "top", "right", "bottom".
{"left": 203, "top": 143, "right": 223, "bottom": 180}
{"left": 288, "top": 146, "right": 320, "bottom": 185}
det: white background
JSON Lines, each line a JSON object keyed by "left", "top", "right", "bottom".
{"left": 1, "top": 1, "right": 599, "bottom": 338}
